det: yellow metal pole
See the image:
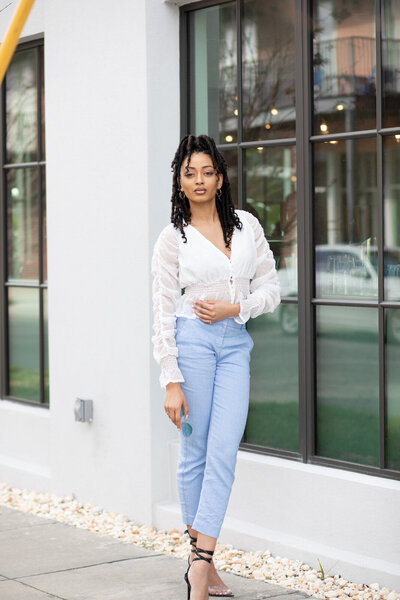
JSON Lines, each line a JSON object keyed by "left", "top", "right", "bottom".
{"left": 0, "top": 0, "right": 35, "bottom": 85}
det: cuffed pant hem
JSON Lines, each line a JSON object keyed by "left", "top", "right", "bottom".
{"left": 190, "top": 520, "right": 221, "bottom": 539}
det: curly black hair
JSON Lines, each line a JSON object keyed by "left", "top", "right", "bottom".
{"left": 170, "top": 134, "right": 242, "bottom": 248}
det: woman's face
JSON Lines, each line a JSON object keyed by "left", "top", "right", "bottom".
{"left": 179, "top": 152, "right": 222, "bottom": 206}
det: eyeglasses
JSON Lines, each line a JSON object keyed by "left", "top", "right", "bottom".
{"left": 181, "top": 406, "right": 193, "bottom": 437}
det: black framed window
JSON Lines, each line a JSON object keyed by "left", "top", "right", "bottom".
{"left": 0, "top": 40, "right": 48, "bottom": 406}
{"left": 181, "top": 0, "right": 400, "bottom": 480}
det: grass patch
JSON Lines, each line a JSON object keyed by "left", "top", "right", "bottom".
{"left": 9, "top": 366, "right": 48, "bottom": 403}
{"left": 245, "top": 401, "right": 299, "bottom": 451}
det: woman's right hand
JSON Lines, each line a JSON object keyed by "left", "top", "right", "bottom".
{"left": 164, "top": 382, "right": 189, "bottom": 432}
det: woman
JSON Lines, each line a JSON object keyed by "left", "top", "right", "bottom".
{"left": 151, "top": 134, "right": 281, "bottom": 600}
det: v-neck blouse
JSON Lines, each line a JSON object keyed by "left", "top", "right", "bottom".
{"left": 151, "top": 209, "right": 281, "bottom": 389}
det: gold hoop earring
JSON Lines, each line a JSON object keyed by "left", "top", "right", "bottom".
{"left": 179, "top": 189, "right": 186, "bottom": 200}
{"left": 216, "top": 188, "right": 222, "bottom": 199}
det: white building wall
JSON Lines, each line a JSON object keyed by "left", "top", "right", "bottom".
{"left": 0, "top": 0, "right": 167, "bottom": 524}
{"left": 0, "top": 0, "right": 398, "bottom": 590}
{"left": 44, "top": 0, "right": 154, "bottom": 522}
{"left": 145, "top": 0, "right": 182, "bottom": 508}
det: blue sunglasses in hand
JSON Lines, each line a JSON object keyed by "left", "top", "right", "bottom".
{"left": 180, "top": 406, "right": 193, "bottom": 437}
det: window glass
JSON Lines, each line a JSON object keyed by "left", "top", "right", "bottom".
{"left": 383, "top": 136, "right": 400, "bottom": 301}
{"left": 243, "top": 147, "right": 298, "bottom": 451}
{"left": 242, "top": 0, "right": 295, "bottom": 141}
{"left": 3, "top": 43, "right": 46, "bottom": 404}
{"left": 316, "top": 305, "right": 379, "bottom": 466}
{"left": 6, "top": 48, "right": 38, "bottom": 164}
{"left": 8, "top": 287, "right": 40, "bottom": 402}
{"left": 40, "top": 45, "right": 45, "bottom": 160}
{"left": 220, "top": 148, "right": 238, "bottom": 208}
{"left": 245, "top": 310, "right": 299, "bottom": 452}
{"left": 245, "top": 146, "right": 297, "bottom": 297}
{"left": 43, "top": 288, "right": 49, "bottom": 404}
{"left": 386, "top": 309, "right": 400, "bottom": 470}
{"left": 313, "top": 0, "right": 376, "bottom": 135}
{"left": 314, "top": 138, "right": 378, "bottom": 299}
{"left": 382, "top": 1, "right": 400, "bottom": 129}
{"left": 7, "top": 167, "right": 39, "bottom": 282}
{"left": 188, "top": 2, "right": 237, "bottom": 144}
{"left": 42, "top": 166, "right": 47, "bottom": 283}
{"left": 185, "top": 0, "right": 399, "bottom": 476}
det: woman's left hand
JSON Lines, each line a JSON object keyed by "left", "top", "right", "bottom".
{"left": 193, "top": 299, "right": 240, "bottom": 323}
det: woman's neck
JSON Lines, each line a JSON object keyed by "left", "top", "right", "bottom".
{"left": 189, "top": 201, "right": 219, "bottom": 226}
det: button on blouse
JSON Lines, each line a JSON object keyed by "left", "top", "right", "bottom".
{"left": 151, "top": 209, "right": 281, "bottom": 389}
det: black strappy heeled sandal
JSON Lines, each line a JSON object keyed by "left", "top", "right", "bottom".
{"left": 184, "top": 528, "right": 198, "bottom": 568}
{"left": 184, "top": 529, "right": 234, "bottom": 597}
{"left": 184, "top": 545, "right": 214, "bottom": 600}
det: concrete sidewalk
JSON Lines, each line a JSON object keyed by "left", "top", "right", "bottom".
{"left": 0, "top": 505, "right": 312, "bottom": 600}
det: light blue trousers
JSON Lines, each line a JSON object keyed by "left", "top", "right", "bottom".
{"left": 175, "top": 315, "right": 254, "bottom": 539}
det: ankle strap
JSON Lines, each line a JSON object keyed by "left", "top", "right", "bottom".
{"left": 192, "top": 546, "right": 214, "bottom": 563}
{"left": 184, "top": 529, "right": 197, "bottom": 547}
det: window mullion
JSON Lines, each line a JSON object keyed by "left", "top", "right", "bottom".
{"left": 376, "top": 0, "right": 385, "bottom": 469}
{"left": 294, "top": 0, "right": 313, "bottom": 463}
{"left": 36, "top": 44, "right": 45, "bottom": 404}
{"left": 180, "top": 9, "right": 190, "bottom": 135}
{"left": 0, "top": 78, "right": 6, "bottom": 400}
{"left": 236, "top": 1, "right": 244, "bottom": 209}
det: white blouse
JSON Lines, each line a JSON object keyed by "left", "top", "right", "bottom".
{"left": 151, "top": 209, "right": 281, "bottom": 389}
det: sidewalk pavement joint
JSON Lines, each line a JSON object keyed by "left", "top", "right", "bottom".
{"left": 0, "top": 505, "right": 310, "bottom": 600}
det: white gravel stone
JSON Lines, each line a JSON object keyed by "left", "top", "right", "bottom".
{"left": 0, "top": 480, "right": 398, "bottom": 600}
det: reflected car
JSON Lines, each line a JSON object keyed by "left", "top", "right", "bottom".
{"left": 277, "top": 244, "right": 400, "bottom": 341}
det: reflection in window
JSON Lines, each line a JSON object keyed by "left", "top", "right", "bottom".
{"left": 382, "top": 1, "right": 400, "bottom": 129}
{"left": 40, "top": 45, "right": 45, "bottom": 160}
{"left": 43, "top": 288, "right": 49, "bottom": 403}
{"left": 7, "top": 168, "right": 39, "bottom": 282}
{"left": 386, "top": 309, "right": 400, "bottom": 470}
{"left": 316, "top": 305, "right": 379, "bottom": 466}
{"left": 220, "top": 149, "right": 238, "bottom": 208}
{"left": 42, "top": 166, "right": 47, "bottom": 282}
{"left": 245, "top": 146, "right": 297, "bottom": 297}
{"left": 3, "top": 42, "right": 47, "bottom": 405}
{"left": 245, "top": 310, "right": 298, "bottom": 452}
{"left": 242, "top": 0, "right": 295, "bottom": 141}
{"left": 314, "top": 138, "right": 378, "bottom": 299}
{"left": 188, "top": 2, "right": 237, "bottom": 144}
{"left": 184, "top": 0, "right": 400, "bottom": 475}
{"left": 6, "top": 48, "right": 38, "bottom": 164}
{"left": 383, "top": 136, "right": 400, "bottom": 301}
{"left": 313, "top": 0, "right": 376, "bottom": 135}
{"left": 8, "top": 287, "right": 40, "bottom": 402}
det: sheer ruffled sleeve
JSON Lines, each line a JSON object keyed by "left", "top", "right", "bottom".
{"left": 151, "top": 224, "right": 185, "bottom": 390}
{"left": 237, "top": 211, "right": 281, "bottom": 324}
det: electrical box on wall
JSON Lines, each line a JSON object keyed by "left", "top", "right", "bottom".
{"left": 74, "top": 398, "right": 93, "bottom": 423}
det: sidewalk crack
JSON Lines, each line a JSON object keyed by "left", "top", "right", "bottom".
{"left": 0, "top": 576, "right": 68, "bottom": 600}
{"left": 15, "top": 552, "right": 166, "bottom": 580}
